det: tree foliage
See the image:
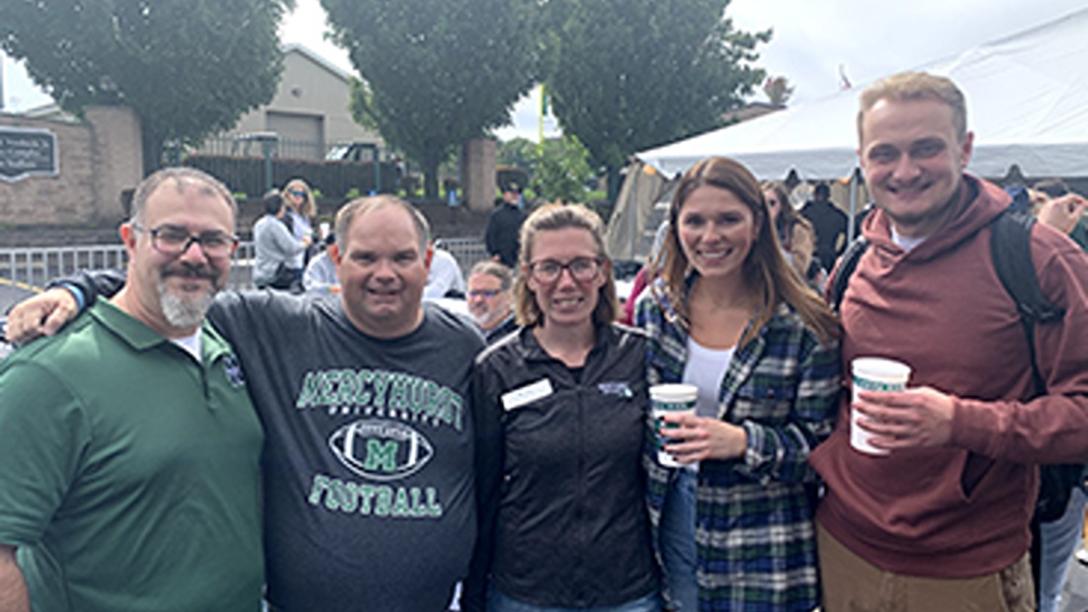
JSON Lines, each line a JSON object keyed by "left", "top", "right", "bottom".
{"left": 763, "top": 75, "right": 794, "bottom": 106}
{"left": 497, "top": 136, "right": 594, "bottom": 204}
{"left": 541, "top": 0, "right": 769, "bottom": 187}
{"left": 326, "top": 0, "right": 538, "bottom": 199}
{"left": 533, "top": 135, "right": 594, "bottom": 205}
{"left": 0, "top": 0, "right": 290, "bottom": 174}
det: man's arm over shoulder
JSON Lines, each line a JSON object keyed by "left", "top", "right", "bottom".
{"left": 951, "top": 228, "right": 1088, "bottom": 462}
{"left": 0, "top": 545, "right": 29, "bottom": 612}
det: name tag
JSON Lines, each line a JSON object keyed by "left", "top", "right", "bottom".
{"left": 502, "top": 378, "right": 554, "bottom": 411}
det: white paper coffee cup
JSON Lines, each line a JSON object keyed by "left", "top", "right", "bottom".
{"left": 850, "top": 357, "right": 912, "bottom": 455}
{"left": 650, "top": 383, "right": 698, "bottom": 468}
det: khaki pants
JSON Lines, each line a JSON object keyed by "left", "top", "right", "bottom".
{"left": 817, "top": 523, "right": 1035, "bottom": 612}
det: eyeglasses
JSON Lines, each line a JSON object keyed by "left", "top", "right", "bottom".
{"left": 287, "top": 189, "right": 307, "bottom": 198}
{"left": 528, "top": 257, "right": 602, "bottom": 283}
{"left": 132, "top": 223, "right": 238, "bottom": 258}
{"left": 467, "top": 289, "right": 502, "bottom": 299}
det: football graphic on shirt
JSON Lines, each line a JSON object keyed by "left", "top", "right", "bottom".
{"left": 328, "top": 419, "right": 435, "bottom": 481}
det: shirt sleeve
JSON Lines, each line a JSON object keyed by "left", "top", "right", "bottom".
{"left": 952, "top": 229, "right": 1088, "bottom": 462}
{"left": 735, "top": 331, "right": 841, "bottom": 484}
{"left": 0, "top": 361, "right": 90, "bottom": 547}
{"left": 460, "top": 359, "right": 505, "bottom": 612}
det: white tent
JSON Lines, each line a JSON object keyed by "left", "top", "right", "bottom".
{"left": 636, "top": 7, "right": 1088, "bottom": 181}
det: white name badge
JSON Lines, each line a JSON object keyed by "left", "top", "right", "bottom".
{"left": 501, "top": 378, "right": 554, "bottom": 411}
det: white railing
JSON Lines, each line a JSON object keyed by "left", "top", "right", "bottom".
{"left": 0, "top": 242, "right": 257, "bottom": 291}
{"left": 0, "top": 238, "right": 489, "bottom": 291}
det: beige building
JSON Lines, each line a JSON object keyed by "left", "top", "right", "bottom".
{"left": 223, "top": 44, "right": 383, "bottom": 159}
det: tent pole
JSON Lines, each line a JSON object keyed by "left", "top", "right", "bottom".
{"left": 847, "top": 169, "right": 859, "bottom": 243}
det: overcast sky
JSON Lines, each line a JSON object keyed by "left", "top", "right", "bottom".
{"left": 3, "top": 0, "right": 1085, "bottom": 142}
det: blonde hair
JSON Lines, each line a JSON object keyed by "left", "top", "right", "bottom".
{"left": 658, "top": 157, "right": 838, "bottom": 346}
{"left": 514, "top": 204, "right": 618, "bottom": 327}
{"left": 283, "top": 178, "right": 317, "bottom": 218}
{"left": 857, "top": 71, "right": 967, "bottom": 142}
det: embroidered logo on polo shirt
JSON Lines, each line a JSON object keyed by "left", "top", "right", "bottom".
{"left": 223, "top": 355, "right": 246, "bottom": 388}
{"left": 597, "top": 381, "right": 633, "bottom": 398}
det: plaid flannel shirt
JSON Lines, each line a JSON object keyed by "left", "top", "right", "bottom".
{"left": 635, "top": 279, "right": 841, "bottom": 611}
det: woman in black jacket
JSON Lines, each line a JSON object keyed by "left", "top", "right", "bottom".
{"left": 462, "top": 204, "right": 660, "bottom": 612}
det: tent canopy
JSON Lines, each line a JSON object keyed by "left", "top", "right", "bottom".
{"left": 637, "top": 7, "right": 1088, "bottom": 180}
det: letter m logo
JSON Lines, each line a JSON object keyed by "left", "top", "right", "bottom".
{"left": 363, "top": 440, "right": 399, "bottom": 473}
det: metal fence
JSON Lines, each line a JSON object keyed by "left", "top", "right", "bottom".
{"left": 0, "top": 243, "right": 257, "bottom": 292}
{"left": 0, "top": 238, "right": 488, "bottom": 293}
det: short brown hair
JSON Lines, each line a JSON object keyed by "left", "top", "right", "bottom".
{"left": 514, "top": 204, "right": 618, "bottom": 327}
{"left": 130, "top": 167, "right": 237, "bottom": 226}
{"left": 334, "top": 195, "right": 431, "bottom": 255}
{"left": 469, "top": 260, "right": 514, "bottom": 292}
{"left": 857, "top": 71, "right": 967, "bottom": 142}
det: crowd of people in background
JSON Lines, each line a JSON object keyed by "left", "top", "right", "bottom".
{"left": 1, "top": 69, "right": 1087, "bottom": 612}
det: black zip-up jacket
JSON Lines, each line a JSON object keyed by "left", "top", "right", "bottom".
{"left": 462, "top": 324, "right": 659, "bottom": 610}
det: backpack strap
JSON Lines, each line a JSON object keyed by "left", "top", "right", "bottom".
{"left": 989, "top": 208, "right": 1065, "bottom": 395}
{"left": 828, "top": 236, "right": 869, "bottom": 313}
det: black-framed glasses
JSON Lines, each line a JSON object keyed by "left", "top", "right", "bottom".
{"left": 287, "top": 189, "right": 307, "bottom": 198}
{"left": 467, "top": 289, "right": 502, "bottom": 299}
{"left": 528, "top": 257, "right": 602, "bottom": 283}
{"left": 132, "top": 223, "right": 238, "bottom": 258}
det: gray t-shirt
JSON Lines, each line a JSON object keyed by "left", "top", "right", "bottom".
{"left": 210, "top": 292, "right": 485, "bottom": 611}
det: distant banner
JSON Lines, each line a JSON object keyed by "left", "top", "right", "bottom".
{"left": 0, "top": 127, "right": 59, "bottom": 182}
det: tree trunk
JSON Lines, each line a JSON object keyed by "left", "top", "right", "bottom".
{"left": 606, "top": 164, "right": 621, "bottom": 206}
{"left": 141, "top": 129, "right": 165, "bottom": 177}
{"left": 422, "top": 157, "right": 440, "bottom": 200}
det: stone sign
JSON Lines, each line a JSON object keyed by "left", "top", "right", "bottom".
{"left": 0, "top": 126, "right": 59, "bottom": 182}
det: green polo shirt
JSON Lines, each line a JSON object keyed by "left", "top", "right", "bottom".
{"left": 0, "top": 300, "right": 264, "bottom": 611}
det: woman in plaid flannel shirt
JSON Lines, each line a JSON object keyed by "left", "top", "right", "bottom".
{"left": 635, "top": 157, "right": 841, "bottom": 611}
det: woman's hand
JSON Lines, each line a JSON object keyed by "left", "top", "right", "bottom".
{"left": 661, "top": 412, "right": 748, "bottom": 464}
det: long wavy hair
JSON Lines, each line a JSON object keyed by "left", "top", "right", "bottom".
{"left": 657, "top": 157, "right": 838, "bottom": 346}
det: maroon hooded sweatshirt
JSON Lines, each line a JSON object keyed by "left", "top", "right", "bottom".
{"left": 810, "top": 175, "right": 1088, "bottom": 578}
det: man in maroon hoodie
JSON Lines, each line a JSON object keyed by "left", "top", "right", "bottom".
{"left": 809, "top": 71, "right": 1088, "bottom": 611}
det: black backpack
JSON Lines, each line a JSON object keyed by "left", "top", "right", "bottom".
{"left": 829, "top": 207, "right": 1078, "bottom": 522}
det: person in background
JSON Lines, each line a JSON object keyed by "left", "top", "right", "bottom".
{"left": 282, "top": 178, "right": 318, "bottom": 281}
{"left": 1034, "top": 178, "right": 1088, "bottom": 250}
{"left": 302, "top": 233, "right": 339, "bottom": 295}
{"left": 465, "top": 260, "right": 517, "bottom": 344}
{"left": 636, "top": 156, "right": 840, "bottom": 611}
{"left": 485, "top": 183, "right": 527, "bottom": 268}
{"left": 0, "top": 167, "right": 263, "bottom": 611}
{"left": 1026, "top": 180, "right": 1088, "bottom": 612}
{"left": 464, "top": 204, "right": 660, "bottom": 612}
{"left": 253, "top": 189, "right": 310, "bottom": 291}
{"left": 801, "top": 182, "right": 848, "bottom": 272}
{"left": 424, "top": 243, "right": 467, "bottom": 299}
{"left": 621, "top": 220, "right": 669, "bottom": 325}
{"left": 809, "top": 71, "right": 1088, "bottom": 612}
{"left": 762, "top": 181, "right": 826, "bottom": 289}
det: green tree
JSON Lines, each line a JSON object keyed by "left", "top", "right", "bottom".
{"left": 497, "top": 137, "right": 539, "bottom": 172}
{"left": 531, "top": 135, "right": 593, "bottom": 204}
{"left": 0, "top": 0, "right": 290, "bottom": 175}
{"left": 326, "top": 0, "right": 538, "bottom": 199}
{"left": 541, "top": 0, "right": 768, "bottom": 200}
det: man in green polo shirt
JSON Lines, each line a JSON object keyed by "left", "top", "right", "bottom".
{"left": 0, "top": 167, "right": 264, "bottom": 611}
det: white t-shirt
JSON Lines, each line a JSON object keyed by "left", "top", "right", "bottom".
{"left": 891, "top": 226, "right": 927, "bottom": 252}
{"left": 681, "top": 337, "right": 735, "bottom": 471}
{"left": 424, "top": 248, "right": 467, "bottom": 298}
{"left": 170, "top": 330, "right": 202, "bottom": 362}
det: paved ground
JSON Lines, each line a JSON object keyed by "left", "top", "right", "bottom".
{"left": 1061, "top": 553, "right": 1088, "bottom": 611}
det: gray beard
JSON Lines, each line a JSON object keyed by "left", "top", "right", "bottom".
{"left": 157, "top": 279, "right": 216, "bottom": 329}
